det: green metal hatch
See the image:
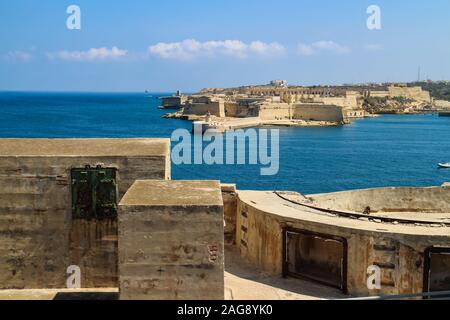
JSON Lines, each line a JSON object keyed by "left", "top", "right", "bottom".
{"left": 71, "top": 166, "right": 118, "bottom": 220}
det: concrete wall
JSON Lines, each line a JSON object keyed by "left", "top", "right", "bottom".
{"left": 0, "top": 138, "right": 170, "bottom": 289}
{"left": 309, "top": 186, "right": 450, "bottom": 213}
{"left": 118, "top": 180, "right": 224, "bottom": 300}
{"left": 236, "top": 190, "right": 450, "bottom": 297}
{"left": 222, "top": 184, "right": 238, "bottom": 245}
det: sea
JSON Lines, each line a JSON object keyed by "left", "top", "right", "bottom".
{"left": 1, "top": 91, "right": 449, "bottom": 195}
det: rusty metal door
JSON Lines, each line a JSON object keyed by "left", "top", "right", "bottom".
{"left": 424, "top": 247, "right": 450, "bottom": 295}
{"left": 70, "top": 166, "right": 119, "bottom": 287}
{"left": 71, "top": 166, "right": 117, "bottom": 219}
{"left": 283, "top": 228, "right": 347, "bottom": 293}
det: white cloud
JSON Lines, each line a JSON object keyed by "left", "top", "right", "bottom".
{"left": 3, "top": 50, "right": 33, "bottom": 62}
{"left": 148, "top": 39, "right": 285, "bottom": 60}
{"left": 297, "top": 41, "right": 351, "bottom": 56}
{"left": 47, "top": 46, "right": 128, "bottom": 61}
{"left": 297, "top": 44, "right": 315, "bottom": 56}
{"left": 365, "top": 43, "right": 383, "bottom": 52}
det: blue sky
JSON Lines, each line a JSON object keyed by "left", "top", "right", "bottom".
{"left": 0, "top": 0, "right": 449, "bottom": 92}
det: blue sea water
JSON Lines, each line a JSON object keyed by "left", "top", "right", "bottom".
{"left": 1, "top": 91, "right": 449, "bottom": 194}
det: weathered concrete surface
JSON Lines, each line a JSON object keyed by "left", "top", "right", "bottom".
{"left": 118, "top": 180, "right": 225, "bottom": 300}
{"left": 0, "top": 246, "right": 345, "bottom": 301}
{"left": 0, "top": 138, "right": 170, "bottom": 289}
{"left": 224, "top": 245, "right": 346, "bottom": 300}
{"left": 236, "top": 190, "right": 450, "bottom": 297}
{"left": 0, "top": 288, "right": 119, "bottom": 300}
{"left": 0, "top": 138, "right": 170, "bottom": 157}
{"left": 309, "top": 186, "right": 450, "bottom": 215}
{"left": 222, "top": 184, "right": 237, "bottom": 245}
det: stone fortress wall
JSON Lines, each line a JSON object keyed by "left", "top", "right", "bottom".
{"left": 182, "top": 95, "right": 347, "bottom": 123}
{"left": 165, "top": 82, "right": 363, "bottom": 123}
{"left": 183, "top": 96, "right": 226, "bottom": 117}
{"left": 256, "top": 101, "right": 344, "bottom": 122}
{"left": 166, "top": 81, "right": 440, "bottom": 125}
{"left": 388, "top": 86, "right": 431, "bottom": 102}
{"left": 189, "top": 82, "right": 440, "bottom": 121}
{"left": 292, "top": 104, "right": 344, "bottom": 122}
{"left": 364, "top": 85, "right": 431, "bottom": 102}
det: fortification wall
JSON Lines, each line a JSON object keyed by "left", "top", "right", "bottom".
{"left": 222, "top": 184, "right": 238, "bottom": 244}
{"left": 224, "top": 102, "right": 238, "bottom": 117}
{"left": 293, "top": 104, "right": 344, "bottom": 122}
{"left": 369, "top": 91, "right": 390, "bottom": 98}
{"left": 184, "top": 101, "right": 225, "bottom": 117}
{"left": 388, "top": 86, "right": 431, "bottom": 102}
{"left": 258, "top": 103, "right": 291, "bottom": 120}
{"left": 316, "top": 95, "right": 359, "bottom": 110}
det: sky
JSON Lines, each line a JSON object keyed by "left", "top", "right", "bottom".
{"left": 0, "top": 0, "right": 449, "bottom": 92}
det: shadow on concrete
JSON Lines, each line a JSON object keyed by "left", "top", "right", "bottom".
{"left": 224, "top": 245, "right": 347, "bottom": 300}
{"left": 53, "top": 292, "right": 119, "bottom": 300}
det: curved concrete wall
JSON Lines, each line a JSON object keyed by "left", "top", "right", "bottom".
{"left": 309, "top": 186, "right": 450, "bottom": 213}
{"left": 236, "top": 190, "right": 450, "bottom": 297}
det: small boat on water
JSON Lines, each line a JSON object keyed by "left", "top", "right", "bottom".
{"left": 438, "top": 163, "right": 450, "bottom": 168}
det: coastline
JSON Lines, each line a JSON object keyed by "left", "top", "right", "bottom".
{"left": 163, "top": 112, "right": 345, "bottom": 133}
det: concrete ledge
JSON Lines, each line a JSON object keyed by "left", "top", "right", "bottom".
{"left": 119, "top": 180, "right": 223, "bottom": 207}
{"left": 0, "top": 138, "right": 170, "bottom": 157}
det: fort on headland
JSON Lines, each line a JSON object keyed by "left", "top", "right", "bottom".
{"left": 161, "top": 80, "right": 450, "bottom": 132}
{"left": 0, "top": 138, "right": 449, "bottom": 300}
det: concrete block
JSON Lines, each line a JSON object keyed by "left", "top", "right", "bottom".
{"left": 118, "top": 180, "right": 224, "bottom": 300}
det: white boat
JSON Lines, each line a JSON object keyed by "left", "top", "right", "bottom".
{"left": 438, "top": 163, "right": 450, "bottom": 168}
